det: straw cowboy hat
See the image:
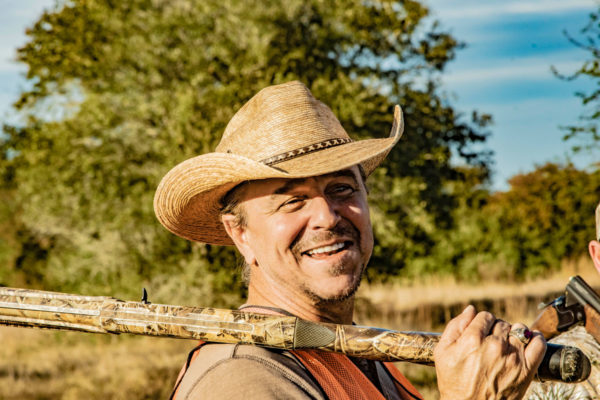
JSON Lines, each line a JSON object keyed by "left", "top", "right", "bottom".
{"left": 154, "top": 81, "right": 404, "bottom": 245}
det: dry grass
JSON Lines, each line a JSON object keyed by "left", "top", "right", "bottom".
{"left": 1, "top": 259, "right": 597, "bottom": 399}
{"left": 356, "top": 256, "right": 599, "bottom": 329}
{"left": 0, "top": 327, "right": 192, "bottom": 400}
{"left": 358, "top": 256, "right": 598, "bottom": 314}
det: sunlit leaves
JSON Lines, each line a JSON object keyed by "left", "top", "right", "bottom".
{"left": 558, "top": 6, "right": 600, "bottom": 152}
{"left": 1, "top": 0, "right": 492, "bottom": 299}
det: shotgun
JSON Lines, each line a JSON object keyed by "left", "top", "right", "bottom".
{"left": 532, "top": 275, "right": 600, "bottom": 342}
{"left": 0, "top": 286, "right": 590, "bottom": 383}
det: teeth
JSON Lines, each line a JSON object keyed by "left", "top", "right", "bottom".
{"left": 307, "top": 242, "right": 345, "bottom": 255}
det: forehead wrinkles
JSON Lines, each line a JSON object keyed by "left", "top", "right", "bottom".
{"left": 236, "top": 168, "right": 363, "bottom": 220}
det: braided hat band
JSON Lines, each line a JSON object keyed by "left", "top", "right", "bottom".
{"left": 154, "top": 81, "right": 404, "bottom": 245}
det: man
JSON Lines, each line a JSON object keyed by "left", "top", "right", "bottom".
{"left": 525, "top": 203, "right": 600, "bottom": 399}
{"left": 154, "top": 81, "right": 546, "bottom": 399}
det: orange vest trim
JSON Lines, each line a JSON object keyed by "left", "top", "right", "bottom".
{"left": 171, "top": 342, "right": 423, "bottom": 400}
{"left": 291, "top": 349, "right": 423, "bottom": 400}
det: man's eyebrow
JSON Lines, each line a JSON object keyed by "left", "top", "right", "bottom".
{"left": 272, "top": 178, "right": 307, "bottom": 196}
{"left": 271, "top": 169, "right": 359, "bottom": 197}
{"left": 329, "top": 169, "right": 359, "bottom": 183}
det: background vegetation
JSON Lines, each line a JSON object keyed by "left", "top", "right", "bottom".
{"left": 0, "top": 2, "right": 598, "bottom": 398}
{"left": 0, "top": 0, "right": 598, "bottom": 308}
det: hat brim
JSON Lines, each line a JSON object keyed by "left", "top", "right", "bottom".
{"left": 154, "top": 105, "right": 404, "bottom": 245}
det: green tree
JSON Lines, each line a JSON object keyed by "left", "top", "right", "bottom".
{"left": 557, "top": 6, "right": 600, "bottom": 152}
{"left": 1, "top": 0, "right": 491, "bottom": 303}
{"left": 484, "top": 163, "right": 600, "bottom": 279}
{"left": 399, "top": 162, "right": 600, "bottom": 282}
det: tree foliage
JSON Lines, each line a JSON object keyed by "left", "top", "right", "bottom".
{"left": 558, "top": 6, "right": 600, "bottom": 151}
{"left": 1, "top": 0, "right": 493, "bottom": 303}
{"left": 405, "top": 163, "right": 600, "bottom": 282}
{"left": 485, "top": 163, "right": 600, "bottom": 278}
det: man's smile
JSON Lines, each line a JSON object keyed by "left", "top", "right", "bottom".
{"left": 303, "top": 241, "right": 353, "bottom": 258}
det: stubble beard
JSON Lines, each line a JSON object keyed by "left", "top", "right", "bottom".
{"left": 291, "top": 221, "right": 366, "bottom": 305}
{"left": 301, "top": 261, "right": 365, "bottom": 305}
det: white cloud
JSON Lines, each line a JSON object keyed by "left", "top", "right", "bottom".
{"left": 442, "top": 56, "right": 583, "bottom": 85}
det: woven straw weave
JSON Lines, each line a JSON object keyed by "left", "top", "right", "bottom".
{"left": 154, "top": 81, "right": 404, "bottom": 245}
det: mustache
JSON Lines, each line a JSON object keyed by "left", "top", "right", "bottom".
{"left": 291, "top": 222, "right": 360, "bottom": 255}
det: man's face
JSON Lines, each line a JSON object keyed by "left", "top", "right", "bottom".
{"left": 229, "top": 166, "right": 373, "bottom": 303}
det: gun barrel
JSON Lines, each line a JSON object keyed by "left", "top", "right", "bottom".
{"left": 0, "top": 286, "right": 591, "bottom": 383}
{"left": 568, "top": 275, "right": 600, "bottom": 312}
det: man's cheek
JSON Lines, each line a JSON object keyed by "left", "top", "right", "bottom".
{"left": 274, "top": 217, "right": 305, "bottom": 243}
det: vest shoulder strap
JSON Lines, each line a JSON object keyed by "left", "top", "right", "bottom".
{"left": 291, "top": 349, "right": 423, "bottom": 400}
{"left": 383, "top": 362, "right": 424, "bottom": 400}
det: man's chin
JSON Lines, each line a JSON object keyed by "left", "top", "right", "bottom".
{"left": 304, "top": 275, "right": 363, "bottom": 305}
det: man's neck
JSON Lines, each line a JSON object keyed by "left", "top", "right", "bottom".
{"left": 246, "top": 284, "right": 355, "bottom": 324}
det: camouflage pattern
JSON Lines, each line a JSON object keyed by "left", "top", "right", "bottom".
{"left": 526, "top": 326, "right": 600, "bottom": 400}
{"left": 0, "top": 286, "right": 436, "bottom": 364}
{"left": 0, "top": 286, "right": 590, "bottom": 381}
{"left": 0, "top": 287, "right": 297, "bottom": 347}
{"left": 317, "top": 323, "right": 436, "bottom": 364}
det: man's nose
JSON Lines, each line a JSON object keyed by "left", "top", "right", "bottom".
{"left": 308, "top": 196, "right": 341, "bottom": 230}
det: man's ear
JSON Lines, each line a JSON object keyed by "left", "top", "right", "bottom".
{"left": 589, "top": 240, "right": 600, "bottom": 275}
{"left": 221, "top": 214, "right": 257, "bottom": 266}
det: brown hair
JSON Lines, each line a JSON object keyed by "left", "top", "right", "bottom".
{"left": 220, "top": 182, "right": 251, "bottom": 284}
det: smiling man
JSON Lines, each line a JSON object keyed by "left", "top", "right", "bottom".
{"left": 222, "top": 168, "right": 372, "bottom": 324}
{"left": 154, "top": 81, "right": 546, "bottom": 400}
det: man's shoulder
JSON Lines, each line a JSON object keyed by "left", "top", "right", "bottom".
{"left": 175, "top": 343, "right": 325, "bottom": 400}
{"left": 188, "top": 342, "right": 304, "bottom": 374}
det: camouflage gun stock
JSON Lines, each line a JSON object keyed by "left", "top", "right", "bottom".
{"left": 0, "top": 286, "right": 590, "bottom": 383}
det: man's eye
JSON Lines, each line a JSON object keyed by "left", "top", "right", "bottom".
{"left": 280, "top": 197, "right": 304, "bottom": 210}
{"left": 330, "top": 185, "right": 356, "bottom": 196}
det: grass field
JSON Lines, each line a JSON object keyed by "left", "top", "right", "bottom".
{"left": 1, "top": 257, "right": 597, "bottom": 399}
{"left": 0, "top": 327, "right": 189, "bottom": 400}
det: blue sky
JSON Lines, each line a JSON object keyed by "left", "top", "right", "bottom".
{"left": 424, "top": 0, "right": 599, "bottom": 189}
{"left": 1, "top": 0, "right": 599, "bottom": 190}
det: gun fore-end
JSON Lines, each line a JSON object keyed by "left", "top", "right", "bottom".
{"left": 294, "top": 320, "right": 437, "bottom": 364}
{"left": 531, "top": 305, "right": 561, "bottom": 340}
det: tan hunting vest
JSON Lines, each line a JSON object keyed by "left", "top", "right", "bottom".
{"left": 171, "top": 342, "right": 423, "bottom": 400}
